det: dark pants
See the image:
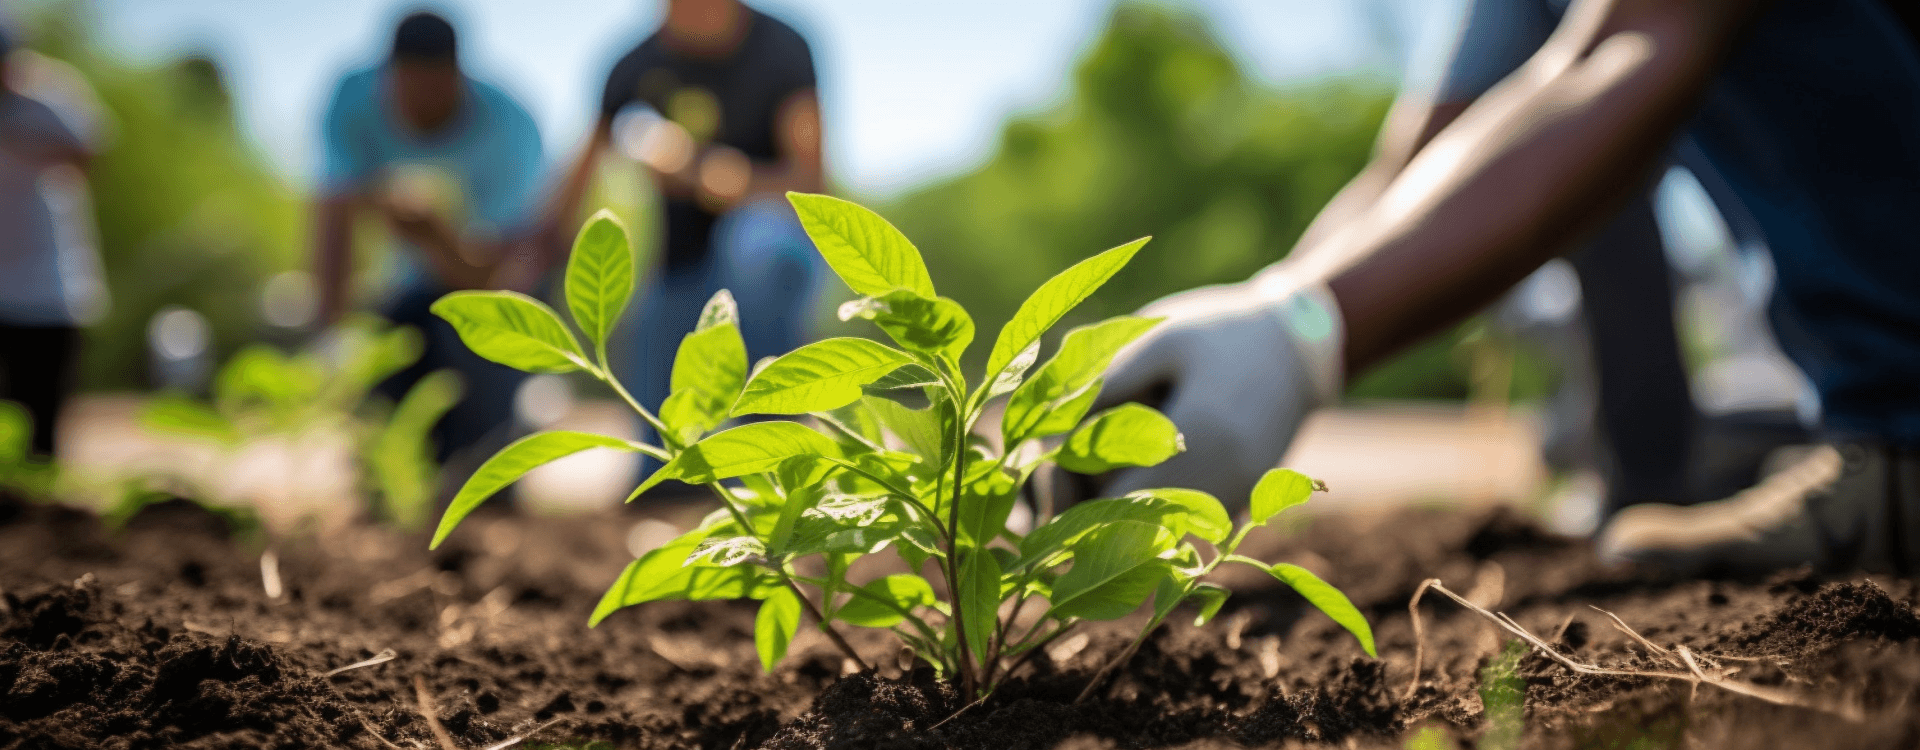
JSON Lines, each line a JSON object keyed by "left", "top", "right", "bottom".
{"left": 0, "top": 324, "right": 79, "bottom": 458}
{"left": 1569, "top": 198, "right": 1697, "bottom": 511}
{"left": 375, "top": 285, "right": 527, "bottom": 466}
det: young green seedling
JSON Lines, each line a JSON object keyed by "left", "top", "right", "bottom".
{"left": 429, "top": 195, "right": 1375, "bottom": 701}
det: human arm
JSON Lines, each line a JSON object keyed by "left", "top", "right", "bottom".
{"left": 1099, "top": 0, "right": 1765, "bottom": 503}
{"left": 690, "top": 89, "right": 825, "bottom": 207}
{"left": 312, "top": 194, "right": 356, "bottom": 327}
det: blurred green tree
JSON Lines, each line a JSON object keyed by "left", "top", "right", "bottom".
{"left": 24, "top": 4, "right": 303, "bottom": 390}
{"left": 878, "top": 3, "right": 1386, "bottom": 361}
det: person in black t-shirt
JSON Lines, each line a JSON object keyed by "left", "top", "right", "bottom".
{"left": 551, "top": 0, "right": 826, "bottom": 478}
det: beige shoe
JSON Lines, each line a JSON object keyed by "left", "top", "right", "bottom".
{"left": 1598, "top": 444, "right": 1920, "bottom": 576}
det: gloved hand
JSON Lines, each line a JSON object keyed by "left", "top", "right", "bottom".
{"left": 1095, "top": 270, "right": 1345, "bottom": 509}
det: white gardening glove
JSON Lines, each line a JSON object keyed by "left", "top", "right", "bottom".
{"left": 1097, "top": 270, "right": 1345, "bottom": 509}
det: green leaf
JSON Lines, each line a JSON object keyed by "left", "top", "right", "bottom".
{"left": 984, "top": 237, "right": 1149, "bottom": 382}
{"left": 1047, "top": 520, "right": 1173, "bottom": 620}
{"left": 1017, "top": 495, "right": 1187, "bottom": 567}
{"left": 139, "top": 395, "right": 239, "bottom": 444}
{"left": 788, "top": 192, "right": 935, "bottom": 298}
{"left": 372, "top": 369, "right": 463, "bottom": 529}
{"left": 590, "top": 528, "right": 777, "bottom": 626}
{"left": 958, "top": 549, "right": 1001, "bottom": 661}
{"left": 1002, "top": 316, "right": 1161, "bottom": 446}
{"left": 661, "top": 292, "right": 749, "bottom": 441}
{"left": 686, "top": 535, "right": 768, "bottom": 567}
{"left": 1250, "top": 468, "right": 1319, "bottom": 527}
{"left": 1022, "top": 384, "right": 1103, "bottom": 450}
{"left": 732, "top": 338, "right": 914, "bottom": 416}
{"left": 864, "top": 396, "right": 945, "bottom": 463}
{"left": 565, "top": 209, "right": 635, "bottom": 354}
{"left": 434, "top": 431, "right": 650, "bottom": 548}
{"left": 785, "top": 494, "right": 906, "bottom": 557}
{"left": 1056, "top": 403, "right": 1184, "bottom": 475}
{"left": 1151, "top": 570, "right": 1191, "bottom": 622}
{"left": 842, "top": 290, "right": 975, "bottom": 362}
{"left": 1056, "top": 557, "right": 1172, "bottom": 621}
{"left": 1258, "top": 561, "right": 1375, "bottom": 657}
{"left": 0, "top": 400, "right": 31, "bottom": 464}
{"left": 1189, "top": 583, "right": 1230, "bottom": 626}
{"left": 837, "top": 574, "right": 936, "bottom": 628}
{"left": 1123, "top": 488, "right": 1231, "bottom": 544}
{"left": 755, "top": 587, "right": 802, "bottom": 672}
{"left": 983, "top": 340, "right": 1040, "bottom": 403}
{"left": 632, "top": 422, "right": 841, "bottom": 498}
{"left": 431, "top": 290, "right": 590, "bottom": 373}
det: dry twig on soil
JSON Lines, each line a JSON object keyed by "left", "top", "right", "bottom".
{"left": 413, "top": 675, "right": 462, "bottom": 750}
{"left": 1404, "top": 578, "right": 1861, "bottom": 720}
{"left": 323, "top": 648, "right": 397, "bottom": 678}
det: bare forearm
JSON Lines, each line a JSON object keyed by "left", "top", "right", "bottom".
{"left": 549, "top": 124, "right": 611, "bottom": 235}
{"left": 313, "top": 198, "right": 355, "bottom": 327}
{"left": 1293, "top": 3, "right": 1753, "bottom": 373}
{"left": 1294, "top": 99, "right": 1469, "bottom": 253}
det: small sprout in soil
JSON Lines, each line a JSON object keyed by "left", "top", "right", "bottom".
{"left": 1477, "top": 639, "right": 1527, "bottom": 750}
{"left": 429, "top": 194, "right": 1376, "bottom": 700}
{"left": 137, "top": 317, "right": 458, "bottom": 530}
{"left": 0, "top": 399, "right": 56, "bottom": 498}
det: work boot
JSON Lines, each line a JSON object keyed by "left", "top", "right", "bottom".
{"left": 1597, "top": 443, "right": 1920, "bottom": 577}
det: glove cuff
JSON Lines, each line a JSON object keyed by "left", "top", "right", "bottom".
{"left": 1252, "top": 272, "right": 1344, "bottom": 407}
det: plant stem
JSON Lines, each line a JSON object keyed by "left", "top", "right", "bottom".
{"left": 1073, "top": 611, "right": 1165, "bottom": 705}
{"left": 981, "top": 591, "right": 1033, "bottom": 687}
{"left": 596, "top": 365, "right": 678, "bottom": 451}
{"left": 783, "top": 574, "right": 871, "bottom": 672}
{"left": 997, "top": 623, "right": 1073, "bottom": 688}
{"left": 944, "top": 398, "right": 977, "bottom": 697}
{"left": 699, "top": 480, "right": 868, "bottom": 671}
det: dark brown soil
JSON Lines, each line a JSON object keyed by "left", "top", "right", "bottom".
{"left": 4, "top": 490, "right": 1919, "bottom": 749}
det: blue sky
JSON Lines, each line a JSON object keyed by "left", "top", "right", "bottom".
{"left": 85, "top": 0, "right": 1460, "bottom": 195}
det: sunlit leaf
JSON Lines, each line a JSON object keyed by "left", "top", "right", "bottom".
{"left": 1017, "top": 495, "right": 1186, "bottom": 567}
{"left": 1265, "top": 561, "right": 1373, "bottom": 657}
{"left": 434, "top": 431, "right": 652, "bottom": 548}
{"left": 755, "top": 587, "right": 802, "bottom": 671}
{"left": 632, "top": 422, "right": 841, "bottom": 498}
{"left": 1047, "top": 520, "right": 1172, "bottom": 621}
{"left": 837, "top": 574, "right": 937, "bottom": 628}
{"left": 983, "top": 340, "right": 1040, "bottom": 403}
{"left": 590, "top": 528, "right": 778, "bottom": 626}
{"left": 958, "top": 549, "right": 1001, "bottom": 660}
{"left": 732, "top": 338, "right": 914, "bottom": 416}
{"left": 1190, "top": 583, "right": 1230, "bottom": 626}
{"left": 788, "top": 192, "right": 935, "bottom": 298}
{"left": 565, "top": 209, "right": 634, "bottom": 354}
{"left": 431, "top": 290, "right": 590, "bottom": 373}
{"left": 1123, "top": 488, "right": 1230, "bottom": 544}
{"left": 686, "top": 535, "right": 767, "bottom": 567}
{"left": 844, "top": 289, "right": 975, "bottom": 362}
{"left": 984, "top": 237, "right": 1149, "bottom": 382}
{"left": 662, "top": 292, "right": 748, "bottom": 440}
{"left": 1056, "top": 403, "right": 1184, "bottom": 474}
{"left": 1249, "top": 468, "right": 1318, "bottom": 527}
{"left": 1002, "top": 316, "right": 1161, "bottom": 446}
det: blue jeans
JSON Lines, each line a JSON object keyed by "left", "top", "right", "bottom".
{"left": 616, "top": 200, "right": 827, "bottom": 476}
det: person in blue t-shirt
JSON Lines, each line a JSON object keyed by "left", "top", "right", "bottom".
{"left": 1095, "top": 0, "right": 1920, "bottom": 577}
{"left": 312, "top": 11, "right": 548, "bottom": 465}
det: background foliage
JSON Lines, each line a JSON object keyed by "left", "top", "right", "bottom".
{"left": 30, "top": 0, "right": 1526, "bottom": 401}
